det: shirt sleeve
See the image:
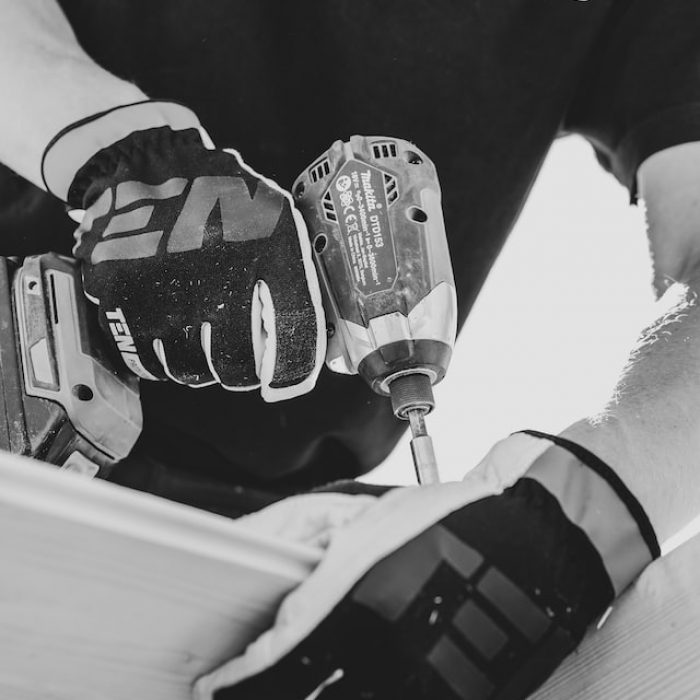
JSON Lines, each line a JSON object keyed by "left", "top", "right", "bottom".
{"left": 564, "top": 0, "right": 700, "bottom": 201}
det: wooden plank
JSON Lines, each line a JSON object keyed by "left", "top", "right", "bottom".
{"left": 0, "top": 452, "right": 322, "bottom": 700}
{"left": 3, "top": 449, "right": 699, "bottom": 699}
{"left": 534, "top": 532, "right": 700, "bottom": 700}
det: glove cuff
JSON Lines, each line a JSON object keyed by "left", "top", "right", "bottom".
{"left": 41, "top": 100, "right": 204, "bottom": 203}
{"left": 517, "top": 429, "right": 660, "bottom": 596}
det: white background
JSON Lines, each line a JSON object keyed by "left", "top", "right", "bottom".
{"left": 370, "top": 135, "right": 653, "bottom": 483}
{"left": 367, "top": 134, "right": 700, "bottom": 549}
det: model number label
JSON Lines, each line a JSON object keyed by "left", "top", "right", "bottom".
{"left": 330, "top": 160, "right": 397, "bottom": 295}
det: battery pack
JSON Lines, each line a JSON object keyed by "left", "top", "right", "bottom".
{"left": 0, "top": 254, "right": 141, "bottom": 478}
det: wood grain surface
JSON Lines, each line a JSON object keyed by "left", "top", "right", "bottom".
{"left": 534, "top": 533, "right": 700, "bottom": 700}
{"left": 0, "top": 452, "right": 321, "bottom": 700}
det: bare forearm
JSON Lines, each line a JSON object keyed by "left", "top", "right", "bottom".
{"left": 562, "top": 279, "right": 700, "bottom": 546}
{"left": 562, "top": 144, "right": 700, "bottom": 546}
{"left": 0, "top": 0, "right": 146, "bottom": 188}
{"left": 637, "top": 142, "right": 700, "bottom": 295}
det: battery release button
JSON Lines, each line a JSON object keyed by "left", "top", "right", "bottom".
{"left": 61, "top": 452, "right": 99, "bottom": 478}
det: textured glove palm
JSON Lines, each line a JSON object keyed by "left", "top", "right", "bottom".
{"left": 68, "top": 125, "right": 324, "bottom": 400}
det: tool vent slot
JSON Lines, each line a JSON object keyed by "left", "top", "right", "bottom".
{"left": 309, "top": 158, "right": 331, "bottom": 183}
{"left": 48, "top": 274, "right": 60, "bottom": 325}
{"left": 322, "top": 191, "right": 337, "bottom": 222}
{"left": 383, "top": 173, "right": 399, "bottom": 205}
{"left": 372, "top": 141, "right": 398, "bottom": 159}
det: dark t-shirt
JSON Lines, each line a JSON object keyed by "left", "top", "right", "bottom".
{"left": 2, "top": 0, "right": 699, "bottom": 494}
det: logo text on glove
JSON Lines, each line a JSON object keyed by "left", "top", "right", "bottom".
{"left": 89, "top": 176, "right": 284, "bottom": 264}
{"left": 105, "top": 307, "right": 157, "bottom": 380}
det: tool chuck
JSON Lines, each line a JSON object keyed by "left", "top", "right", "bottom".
{"left": 388, "top": 373, "right": 439, "bottom": 484}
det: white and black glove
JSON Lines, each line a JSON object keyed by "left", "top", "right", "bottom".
{"left": 194, "top": 431, "right": 659, "bottom": 700}
{"left": 41, "top": 100, "right": 325, "bottom": 401}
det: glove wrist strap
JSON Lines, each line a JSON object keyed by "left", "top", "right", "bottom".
{"left": 41, "top": 100, "right": 203, "bottom": 202}
{"left": 518, "top": 429, "right": 660, "bottom": 595}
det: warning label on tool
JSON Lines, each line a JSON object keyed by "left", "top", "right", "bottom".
{"left": 329, "top": 160, "right": 397, "bottom": 295}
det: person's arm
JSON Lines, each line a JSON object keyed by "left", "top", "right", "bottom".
{"left": 561, "top": 141, "right": 700, "bottom": 547}
{"left": 0, "top": 0, "right": 326, "bottom": 400}
{"left": 0, "top": 0, "right": 146, "bottom": 187}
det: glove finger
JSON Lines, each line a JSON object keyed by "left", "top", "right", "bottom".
{"left": 152, "top": 327, "right": 217, "bottom": 387}
{"left": 257, "top": 206, "right": 326, "bottom": 402}
{"left": 96, "top": 305, "right": 164, "bottom": 381}
{"left": 203, "top": 300, "right": 260, "bottom": 390}
{"left": 235, "top": 492, "right": 377, "bottom": 548}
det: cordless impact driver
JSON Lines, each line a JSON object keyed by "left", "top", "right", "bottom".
{"left": 294, "top": 136, "right": 457, "bottom": 484}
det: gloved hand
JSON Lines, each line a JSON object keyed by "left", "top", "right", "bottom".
{"left": 41, "top": 100, "right": 325, "bottom": 401}
{"left": 194, "top": 432, "right": 659, "bottom": 700}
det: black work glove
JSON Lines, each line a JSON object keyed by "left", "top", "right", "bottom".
{"left": 41, "top": 101, "right": 325, "bottom": 400}
{"left": 194, "top": 432, "right": 659, "bottom": 700}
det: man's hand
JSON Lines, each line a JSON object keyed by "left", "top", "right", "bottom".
{"left": 194, "top": 433, "right": 657, "bottom": 700}
{"left": 42, "top": 102, "right": 325, "bottom": 400}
